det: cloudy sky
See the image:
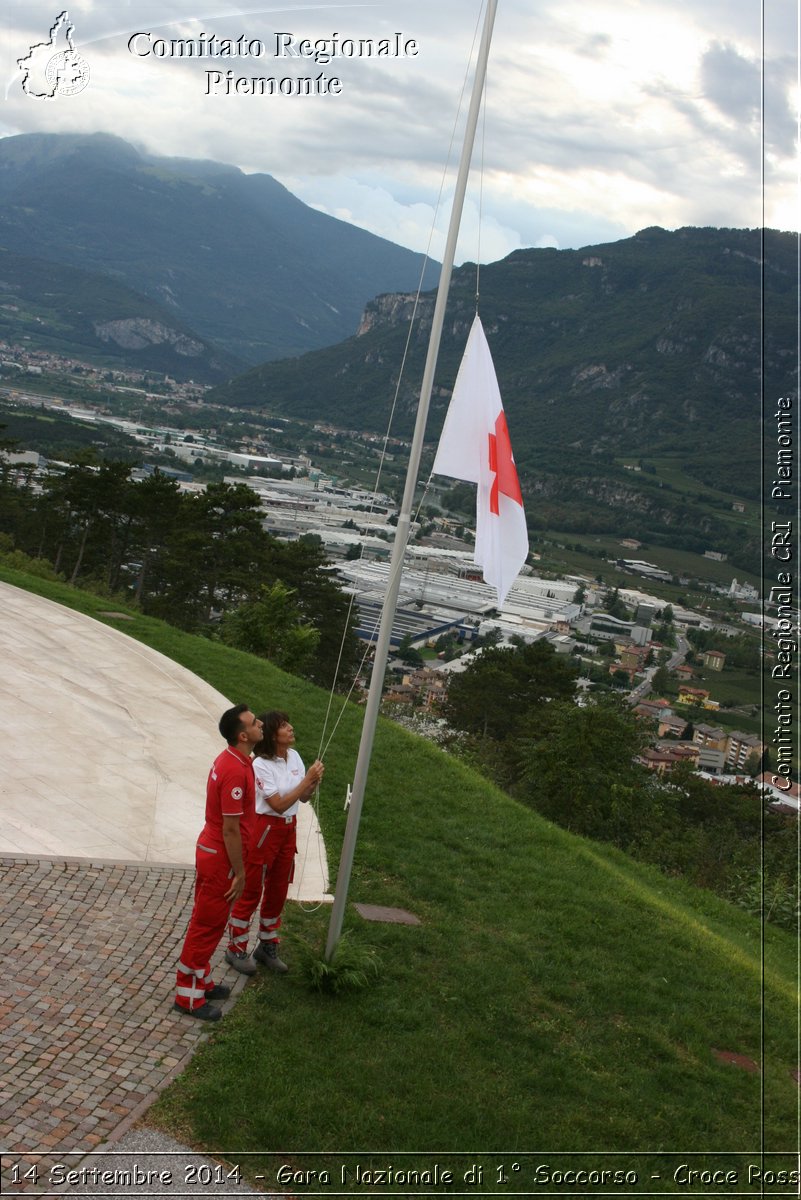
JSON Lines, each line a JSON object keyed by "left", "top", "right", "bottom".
{"left": 0, "top": 0, "right": 797, "bottom": 263}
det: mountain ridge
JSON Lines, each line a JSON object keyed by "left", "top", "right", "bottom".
{"left": 0, "top": 247, "right": 242, "bottom": 381}
{"left": 0, "top": 131, "right": 439, "bottom": 364}
{"left": 208, "top": 224, "right": 794, "bottom": 571}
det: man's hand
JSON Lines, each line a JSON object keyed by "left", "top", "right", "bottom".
{"left": 221, "top": 815, "right": 244, "bottom": 895}
{"left": 225, "top": 869, "right": 246, "bottom": 903}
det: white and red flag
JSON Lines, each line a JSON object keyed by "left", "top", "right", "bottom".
{"left": 432, "top": 313, "right": 528, "bottom": 606}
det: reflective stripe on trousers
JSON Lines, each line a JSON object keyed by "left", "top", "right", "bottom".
{"left": 174, "top": 843, "right": 232, "bottom": 1011}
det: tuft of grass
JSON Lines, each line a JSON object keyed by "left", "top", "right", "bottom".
{"left": 288, "top": 929, "right": 383, "bottom": 994}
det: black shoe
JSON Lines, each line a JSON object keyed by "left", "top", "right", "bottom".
{"left": 205, "top": 984, "right": 231, "bottom": 1001}
{"left": 253, "top": 941, "right": 289, "bottom": 973}
{"left": 173, "top": 1001, "right": 221, "bottom": 1022}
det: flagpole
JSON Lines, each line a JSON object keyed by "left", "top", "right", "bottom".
{"left": 325, "top": 0, "right": 499, "bottom": 961}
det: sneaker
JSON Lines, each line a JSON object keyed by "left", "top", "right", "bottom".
{"left": 205, "top": 984, "right": 231, "bottom": 1001}
{"left": 224, "top": 949, "right": 257, "bottom": 976}
{"left": 253, "top": 941, "right": 289, "bottom": 973}
{"left": 172, "top": 1001, "right": 221, "bottom": 1022}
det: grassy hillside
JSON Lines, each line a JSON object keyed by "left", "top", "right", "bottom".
{"left": 1, "top": 566, "right": 796, "bottom": 1186}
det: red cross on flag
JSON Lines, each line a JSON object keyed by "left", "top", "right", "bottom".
{"left": 432, "top": 313, "right": 528, "bottom": 605}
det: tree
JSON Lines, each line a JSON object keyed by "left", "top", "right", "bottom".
{"left": 433, "top": 633, "right": 460, "bottom": 661}
{"left": 265, "top": 537, "right": 360, "bottom": 690}
{"left": 743, "top": 750, "right": 761, "bottom": 778}
{"left": 513, "top": 695, "right": 655, "bottom": 841}
{"left": 0, "top": 422, "right": 19, "bottom": 479}
{"left": 444, "top": 639, "right": 576, "bottom": 741}
{"left": 0, "top": 426, "right": 44, "bottom": 554}
{"left": 477, "top": 626, "right": 503, "bottom": 648}
{"left": 219, "top": 582, "right": 320, "bottom": 676}
{"left": 638, "top": 766, "right": 768, "bottom": 892}
{"left": 686, "top": 628, "right": 759, "bottom": 670}
{"left": 397, "top": 633, "right": 424, "bottom": 666}
{"left": 126, "top": 471, "right": 183, "bottom": 604}
{"left": 49, "top": 460, "right": 134, "bottom": 587}
{"left": 151, "top": 481, "right": 267, "bottom": 627}
{"left": 603, "top": 587, "right": 629, "bottom": 620}
{"left": 651, "top": 665, "right": 670, "bottom": 694}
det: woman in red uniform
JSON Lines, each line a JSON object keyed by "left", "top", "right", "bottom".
{"left": 226, "top": 711, "right": 323, "bottom": 973}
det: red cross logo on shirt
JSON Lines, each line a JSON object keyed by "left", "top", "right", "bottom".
{"left": 488, "top": 411, "right": 523, "bottom": 514}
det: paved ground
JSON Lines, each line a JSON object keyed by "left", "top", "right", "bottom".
{"left": 0, "top": 854, "right": 249, "bottom": 1186}
{"left": 0, "top": 583, "right": 332, "bottom": 1186}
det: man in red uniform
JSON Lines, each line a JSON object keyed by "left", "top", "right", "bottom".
{"left": 174, "top": 704, "right": 263, "bottom": 1021}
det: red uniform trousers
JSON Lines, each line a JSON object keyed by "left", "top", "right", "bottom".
{"left": 175, "top": 844, "right": 234, "bottom": 1012}
{"left": 228, "top": 814, "right": 296, "bottom": 953}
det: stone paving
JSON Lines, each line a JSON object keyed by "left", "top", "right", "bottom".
{"left": 0, "top": 582, "right": 332, "bottom": 1191}
{"left": 0, "top": 853, "right": 244, "bottom": 1182}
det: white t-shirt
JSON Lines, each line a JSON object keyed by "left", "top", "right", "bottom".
{"left": 254, "top": 748, "right": 305, "bottom": 818}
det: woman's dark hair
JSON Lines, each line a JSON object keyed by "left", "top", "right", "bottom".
{"left": 255, "top": 710, "right": 290, "bottom": 758}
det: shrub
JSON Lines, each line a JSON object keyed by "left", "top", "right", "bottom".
{"left": 288, "top": 930, "right": 382, "bottom": 994}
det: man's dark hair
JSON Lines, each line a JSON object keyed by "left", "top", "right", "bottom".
{"left": 219, "top": 703, "right": 250, "bottom": 746}
{"left": 255, "top": 710, "right": 290, "bottom": 759}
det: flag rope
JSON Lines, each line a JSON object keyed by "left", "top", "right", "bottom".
{"left": 294, "top": 6, "right": 488, "bottom": 903}
{"left": 475, "top": 57, "right": 488, "bottom": 311}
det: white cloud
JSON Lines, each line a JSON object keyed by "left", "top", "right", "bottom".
{"left": 0, "top": 0, "right": 796, "bottom": 259}
{"left": 282, "top": 174, "right": 525, "bottom": 261}
{"left": 701, "top": 40, "right": 761, "bottom": 123}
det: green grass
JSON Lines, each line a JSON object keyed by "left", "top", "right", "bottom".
{"left": 1, "top": 565, "right": 797, "bottom": 1187}
{"left": 698, "top": 709, "right": 762, "bottom": 738}
{"left": 690, "top": 665, "right": 761, "bottom": 708}
{"left": 617, "top": 454, "right": 759, "bottom": 529}
{"left": 534, "top": 530, "right": 761, "bottom": 594}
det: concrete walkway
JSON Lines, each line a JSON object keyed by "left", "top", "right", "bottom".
{"left": 0, "top": 582, "right": 331, "bottom": 1176}
{"left": 0, "top": 582, "right": 329, "bottom": 901}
